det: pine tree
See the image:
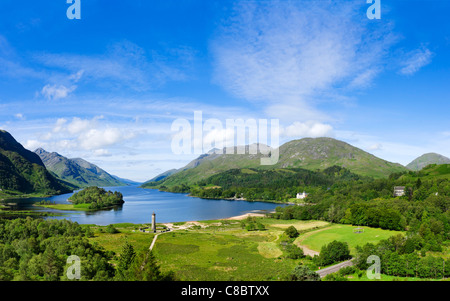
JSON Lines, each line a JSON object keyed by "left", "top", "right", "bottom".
{"left": 116, "top": 240, "right": 136, "bottom": 280}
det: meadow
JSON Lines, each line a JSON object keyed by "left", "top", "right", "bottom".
{"left": 87, "top": 217, "right": 407, "bottom": 281}
{"left": 297, "top": 224, "right": 404, "bottom": 255}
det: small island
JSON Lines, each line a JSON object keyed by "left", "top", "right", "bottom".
{"left": 69, "top": 186, "right": 124, "bottom": 210}
{"left": 37, "top": 186, "right": 125, "bottom": 211}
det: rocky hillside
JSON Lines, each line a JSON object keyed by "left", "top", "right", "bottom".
{"left": 35, "top": 148, "right": 126, "bottom": 188}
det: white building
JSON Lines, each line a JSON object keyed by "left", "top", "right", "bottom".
{"left": 296, "top": 191, "right": 308, "bottom": 199}
{"left": 393, "top": 186, "right": 405, "bottom": 197}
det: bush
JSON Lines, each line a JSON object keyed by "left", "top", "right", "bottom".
{"left": 106, "top": 224, "right": 119, "bottom": 234}
{"left": 315, "top": 240, "right": 351, "bottom": 266}
{"left": 284, "top": 243, "right": 305, "bottom": 259}
{"left": 285, "top": 226, "right": 299, "bottom": 238}
{"left": 288, "top": 264, "right": 320, "bottom": 281}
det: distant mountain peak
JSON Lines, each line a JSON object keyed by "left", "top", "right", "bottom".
{"left": 406, "top": 153, "right": 450, "bottom": 171}
{"left": 34, "top": 148, "right": 126, "bottom": 187}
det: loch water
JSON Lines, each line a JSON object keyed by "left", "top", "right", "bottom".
{"left": 4, "top": 185, "right": 285, "bottom": 225}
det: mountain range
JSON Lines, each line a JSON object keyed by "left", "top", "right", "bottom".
{"left": 0, "top": 130, "right": 72, "bottom": 196}
{"left": 142, "top": 137, "right": 409, "bottom": 188}
{"left": 2, "top": 128, "right": 449, "bottom": 197}
{"left": 34, "top": 148, "right": 127, "bottom": 188}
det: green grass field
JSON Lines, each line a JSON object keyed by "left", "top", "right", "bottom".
{"left": 89, "top": 219, "right": 408, "bottom": 281}
{"left": 152, "top": 226, "right": 299, "bottom": 281}
{"left": 297, "top": 224, "right": 404, "bottom": 254}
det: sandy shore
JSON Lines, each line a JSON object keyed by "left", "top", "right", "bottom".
{"left": 222, "top": 212, "right": 267, "bottom": 220}
{"left": 161, "top": 212, "right": 270, "bottom": 229}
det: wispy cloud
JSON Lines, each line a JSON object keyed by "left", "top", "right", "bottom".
{"left": 33, "top": 40, "right": 195, "bottom": 92}
{"left": 399, "top": 46, "right": 433, "bottom": 75}
{"left": 211, "top": 0, "right": 397, "bottom": 123}
{"left": 0, "top": 35, "right": 44, "bottom": 79}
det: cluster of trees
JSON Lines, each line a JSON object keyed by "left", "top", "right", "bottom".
{"left": 313, "top": 240, "right": 351, "bottom": 267}
{"left": 280, "top": 226, "right": 305, "bottom": 260}
{"left": 68, "top": 186, "right": 124, "bottom": 210}
{"left": 0, "top": 217, "right": 114, "bottom": 280}
{"left": 239, "top": 216, "right": 266, "bottom": 231}
{"left": 0, "top": 217, "right": 174, "bottom": 281}
{"left": 355, "top": 234, "right": 450, "bottom": 279}
{"left": 340, "top": 203, "right": 405, "bottom": 231}
{"left": 159, "top": 184, "right": 190, "bottom": 193}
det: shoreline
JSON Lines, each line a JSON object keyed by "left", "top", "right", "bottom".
{"left": 160, "top": 211, "right": 273, "bottom": 230}
{"left": 222, "top": 212, "right": 269, "bottom": 220}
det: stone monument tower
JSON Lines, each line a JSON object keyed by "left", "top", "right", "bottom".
{"left": 152, "top": 212, "right": 156, "bottom": 233}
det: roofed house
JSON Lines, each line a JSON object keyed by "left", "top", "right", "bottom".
{"left": 393, "top": 186, "right": 405, "bottom": 197}
{"left": 296, "top": 191, "right": 308, "bottom": 199}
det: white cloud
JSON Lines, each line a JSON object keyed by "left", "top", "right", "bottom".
{"left": 14, "top": 113, "right": 25, "bottom": 120}
{"left": 281, "top": 121, "right": 333, "bottom": 138}
{"left": 41, "top": 84, "right": 76, "bottom": 100}
{"left": 28, "top": 116, "right": 136, "bottom": 155}
{"left": 78, "top": 128, "right": 124, "bottom": 150}
{"left": 367, "top": 143, "right": 383, "bottom": 151}
{"left": 24, "top": 139, "right": 44, "bottom": 151}
{"left": 399, "top": 46, "right": 433, "bottom": 75}
{"left": 92, "top": 149, "right": 111, "bottom": 157}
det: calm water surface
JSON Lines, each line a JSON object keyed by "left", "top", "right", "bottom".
{"left": 5, "top": 186, "right": 285, "bottom": 225}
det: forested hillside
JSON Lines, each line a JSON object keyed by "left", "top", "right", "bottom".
{"left": 0, "top": 130, "right": 72, "bottom": 196}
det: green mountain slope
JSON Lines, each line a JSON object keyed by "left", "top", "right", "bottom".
{"left": 402, "top": 163, "right": 450, "bottom": 180}
{"left": 143, "top": 144, "right": 271, "bottom": 187}
{"left": 0, "top": 130, "right": 72, "bottom": 196}
{"left": 276, "top": 138, "right": 406, "bottom": 178}
{"left": 406, "top": 153, "right": 450, "bottom": 171}
{"left": 144, "top": 169, "right": 178, "bottom": 183}
{"left": 143, "top": 137, "right": 407, "bottom": 188}
{"left": 34, "top": 148, "right": 126, "bottom": 188}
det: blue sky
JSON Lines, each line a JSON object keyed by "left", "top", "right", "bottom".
{"left": 0, "top": 0, "right": 449, "bottom": 182}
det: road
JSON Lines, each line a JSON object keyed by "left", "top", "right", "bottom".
{"left": 316, "top": 259, "right": 354, "bottom": 278}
